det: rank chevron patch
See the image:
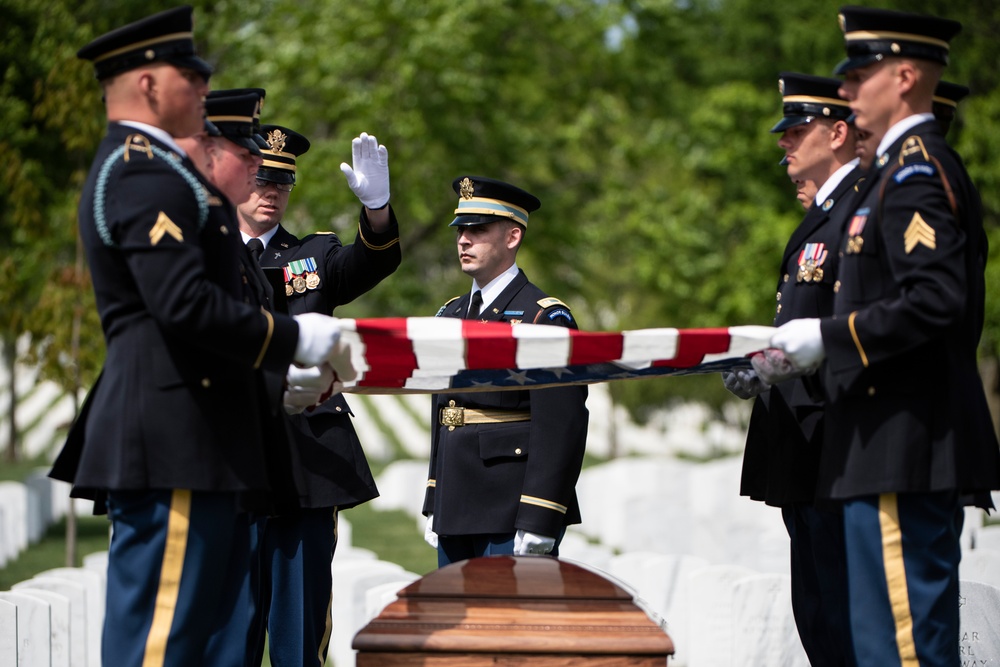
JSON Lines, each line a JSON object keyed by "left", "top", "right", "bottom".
{"left": 904, "top": 212, "right": 936, "bottom": 253}
{"left": 149, "top": 211, "right": 183, "bottom": 245}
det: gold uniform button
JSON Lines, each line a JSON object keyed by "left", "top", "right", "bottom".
{"left": 783, "top": 274, "right": 789, "bottom": 283}
{"left": 201, "top": 378, "right": 211, "bottom": 388}
{"left": 776, "top": 292, "right": 782, "bottom": 302}
{"left": 867, "top": 386, "right": 876, "bottom": 397}
{"left": 220, "top": 226, "right": 229, "bottom": 235}
{"left": 335, "top": 406, "right": 343, "bottom": 412}
{"left": 834, "top": 280, "right": 841, "bottom": 293}
{"left": 514, "top": 448, "right": 522, "bottom": 455}
{"left": 776, "top": 304, "right": 782, "bottom": 314}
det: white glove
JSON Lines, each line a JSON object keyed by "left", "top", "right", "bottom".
{"left": 751, "top": 349, "right": 804, "bottom": 385}
{"left": 722, "top": 368, "right": 771, "bottom": 400}
{"left": 424, "top": 514, "right": 438, "bottom": 549}
{"left": 771, "top": 318, "right": 825, "bottom": 370}
{"left": 339, "top": 132, "right": 390, "bottom": 209}
{"left": 327, "top": 337, "right": 357, "bottom": 384}
{"left": 514, "top": 530, "right": 556, "bottom": 556}
{"left": 283, "top": 363, "right": 336, "bottom": 414}
{"left": 293, "top": 313, "right": 341, "bottom": 367}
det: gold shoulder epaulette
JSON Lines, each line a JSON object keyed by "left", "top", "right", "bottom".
{"left": 898, "top": 135, "right": 930, "bottom": 165}
{"left": 123, "top": 133, "right": 154, "bottom": 163}
{"left": 537, "top": 297, "right": 568, "bottom": 309}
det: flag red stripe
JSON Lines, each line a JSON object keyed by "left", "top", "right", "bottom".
{"left": 570, "top": 331, "right": 625, "bottom": 365}
{"left": 464, "top": 320, "right": 517, "bottom": 369}
{"left": 354, "top": 317, "right": 415, "bottom": 387}
{"left": 652, "top": 328, "right": 732, "bottom": 367}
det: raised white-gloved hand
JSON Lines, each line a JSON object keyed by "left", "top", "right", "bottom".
{"left": 423, "top": 514, "right": 438, "bottom": 549}
{"left": 283, "top": 363, "right": 336, "bottom": 414}
{"left": 513, "top": 530, "right": 556, "bottom": 556}
{"left": 293, "top": 313, "right": 341, "bottom": 367}
{"left": 722, "top": 368, "right": 771, "bottom": 400}
{"left": 751, "top": 349, "right": 804, "bottom": 385}
{"left": 340, "top": 132, "right": 390, "bottom": 209}
{"left": 771, "top": 318, "right": 825, "bottom": 370}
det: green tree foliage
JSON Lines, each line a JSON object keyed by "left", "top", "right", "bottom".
{"left": 5, "top": 0, "right": 999, "bottom": 432}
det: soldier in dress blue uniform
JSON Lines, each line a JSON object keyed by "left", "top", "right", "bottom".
{"left": 422, "top": 176, "right": 590, "bottom": 565}
{"left": 760, "top": 7, "right": 1000, "bottom": 666}
{"left": 727, "top": 73, "right": 860, "bottom": 667}
{"left": 49, "top": 8, "right": 347, "bottom": 667}
{"left": 236, "top": 122, "right": 401, "bottom": 667}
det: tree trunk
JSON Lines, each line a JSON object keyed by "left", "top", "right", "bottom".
{"left": 3, "top": 337, "right": 17, "bottom": 463}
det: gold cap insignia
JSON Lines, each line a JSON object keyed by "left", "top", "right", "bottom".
{"left": 838, "top": 13, "right": 846, "bottom": 33}
{"left": 778, "top": 79, "right": 784, "bottom": 95}
{"left": 459, "top": 177, "right": 475, "bottom": 200}
{"left": 266, "top": 128, "right": 287, "bottom": 153}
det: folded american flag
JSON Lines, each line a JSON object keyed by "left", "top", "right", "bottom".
{"left": 338, "top": 317, "right": 774, "bottom": 394}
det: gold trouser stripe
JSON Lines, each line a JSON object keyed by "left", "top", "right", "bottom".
{"left": 142, "top": 489, "right": 192, "bottom": 667}
{"left": 847, "top": 311, "right": 869, "bottom": 367}
{"left": 879, "top": 493, "right": 919, "bottom": 667}
{"left": 254, "top": 308, "right": 274, "bottom": 370}
{"left": 358, "top": 223, "right": 400, "bottom": 251}
{"left": 520, "top": 494, "right": 568, "bottom": 514}
{"left": 317, "top": 508, "right": 338, "bottom": 664}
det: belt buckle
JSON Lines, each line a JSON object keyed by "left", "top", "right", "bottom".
{"left": 441, "top": 400, "right": 464, "bottom": 430}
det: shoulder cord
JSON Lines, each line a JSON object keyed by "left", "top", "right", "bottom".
{"left": 94, "top": 145, "right": 209, "bottom": 246}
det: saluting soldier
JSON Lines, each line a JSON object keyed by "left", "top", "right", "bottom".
{"left": 236, "top": 122, "right": 401, "bottom": 667}
{"left": 50, "top": 8, "right": 345, "bottom": 666}
{"left": 761, "top": 7, "right": 1000, "bottom": 666}
{"left": 422, "top": 176, "right": 590, "bottom": 565}
{"left": 727, "top": 73, "right": 860, "bottom": 667}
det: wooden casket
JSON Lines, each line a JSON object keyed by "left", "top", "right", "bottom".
{"left": 353, "top": 555, "right": 674, "bottom": 666}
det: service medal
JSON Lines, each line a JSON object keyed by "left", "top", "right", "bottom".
{"left": 304, "top": 257, "right": 321, "bottom": 289}
{"left": 813, "top": 267, "right": 824, "bottom": 281}
{"left": 282, "top": 266, "right": 295, "bottom": 296}
{"left": 293, "top": 275, "right": 307, "bottom": 293}
{"left": 846, "top": 209, "right": 869, "bottom": 254}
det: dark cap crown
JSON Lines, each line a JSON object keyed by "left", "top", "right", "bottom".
{"left": 771, "top": 72, "right": 852, "bottom": 133}
{"left": 835, "top": 5, "right": 961, "bottom": 74}
{"left": 256, "top": 124, "right": 311, "bottom": 186}
{"left": 77, "top": 5, "right": 212, "bottom": 81}
{"left": 208, "top": 88, "right": 266, "bottom": 132}
{"left": 205, "top": 91, "right": 267, "bottom": 156}
{"left": 933, "top": 80, "right": 970, "bottom": 126}
{"left": 450, "top": 176, "right": 540, "bottom": 228}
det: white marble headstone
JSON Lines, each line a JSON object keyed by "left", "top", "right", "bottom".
{"left": 0, "top": 598, "right": 18, "bottom": 665}
{"left": 16, "top": 576, "right": 87, "bottom": 667}
{"left": 0, "top": 591, "right": 52, "bottom": 667}
{"left": 686, "top": 564, "right": 758, "bottom": 667}
{"left": 731, "top": 573, "right": 809, "bottom": 666}
{"left": 8, "top": 589, "right": 70, "bottom": 667}
{"left": 959, "top": 580, "right": 1000, "bottom": 666}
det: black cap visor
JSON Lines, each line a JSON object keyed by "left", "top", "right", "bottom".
{"left": 256, "top": 166, "right": 295, "bottom": 185}
{"left": 834, "top": 53, "right": 883, "bottom": 75}
{"left": 165, "top": 54, "right": 213, "bottom": 80}
{"left": 449, "top": 214, "right": 512, "bottom": 228}
{"left": 222, "top": 134, "right": 262, "bottom": 156}
{"left": 771, "top": 115, "right": 814, "bottom": 133}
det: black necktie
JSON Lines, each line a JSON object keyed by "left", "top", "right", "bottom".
{"left": 247, "top": 238, "right": 264, "bottom": 263}
{"left": 466, "top": 290, "right": 483, "bottom": 320}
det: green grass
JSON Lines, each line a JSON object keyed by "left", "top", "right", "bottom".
{"left": 340, "top": 502, "right": 437, "bottom": 576}
{"left": 0, "top": 514, "right": 110, "bottom": 590}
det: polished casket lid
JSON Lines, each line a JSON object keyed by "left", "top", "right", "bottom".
{"left": 353, "top": 556, "right": 674, "bottom": 656}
